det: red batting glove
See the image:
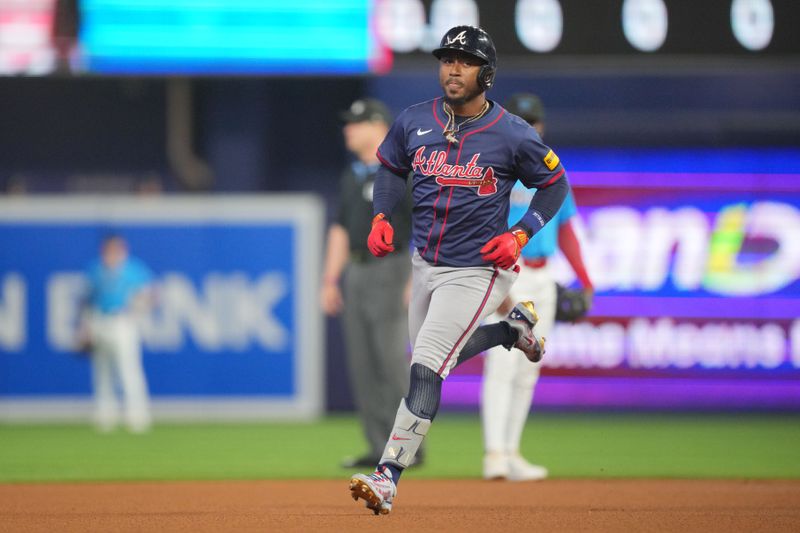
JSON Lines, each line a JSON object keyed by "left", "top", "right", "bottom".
{"left": 480, "top": 228, "right": 530, "bottom": 269}
{"left": 367, "top": 213, "right": 395, "bottom": 257}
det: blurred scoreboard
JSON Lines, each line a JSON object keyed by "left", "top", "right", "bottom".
{"left": 0, "top": 0, "right": 391, "bottom": 75}
{"left": 445, "top": 147, "right": 800, "bottom": 410}
{"left": 1, "top": 0, "right": 797, "bottom": 76}
{"left": 381, "top": 0, "right": 798, "bottom": 56}
{"left": 79, "top": 0, "right": 391, "bottom": 74}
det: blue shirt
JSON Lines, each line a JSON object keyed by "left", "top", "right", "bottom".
{"left": 85, "top": 257, "right": 153, "bottom": 314}
{"left": 508, "top": 185, "right": 577, "bottom": 259}
{"left": 377, "top": 97, "right": 567, "bottom": 267}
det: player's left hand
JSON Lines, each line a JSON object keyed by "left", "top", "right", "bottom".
{"left": 480, "top": 229, "right": 529, "bottom": 269}
{"left": 367, "top": 213, "right": 395, "bottom": 257}
{"left": 73, "top": 326, "right": 94, "bottom": 357}
{"left": 555, "top": 284, "right": 591, "bottom": 322}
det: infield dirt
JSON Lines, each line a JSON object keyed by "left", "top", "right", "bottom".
{"left": 2, "top": 479, "right": 798, "bottom": 532}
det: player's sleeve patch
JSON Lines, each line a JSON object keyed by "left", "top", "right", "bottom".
{"left": 543, "top": 149, "right": 560, "bottom": 171}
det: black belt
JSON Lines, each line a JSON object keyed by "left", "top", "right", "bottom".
{"left": 350, "top": 249, "right": 376, "bottom": 264}
{"left": 350, "top": 248, "right": 407, "bottom": 264}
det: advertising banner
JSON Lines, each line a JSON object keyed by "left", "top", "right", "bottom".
{"left": 446, "top": 148, "right": 800, "bottom": 409}
{"left": 0, "top": 195, "right": 324, "bottom": 420}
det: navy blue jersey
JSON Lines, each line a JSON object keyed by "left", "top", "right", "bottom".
{"left": 376, "top": 97, "right": 566, "bottom": 267}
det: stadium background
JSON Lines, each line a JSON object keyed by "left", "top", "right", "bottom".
{"left": 0, "top": 1, "right": 798, "bottom": 530}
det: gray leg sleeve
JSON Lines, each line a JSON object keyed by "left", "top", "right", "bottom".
{"left": 379, "top": 398, "right": 432, "bottom": 469}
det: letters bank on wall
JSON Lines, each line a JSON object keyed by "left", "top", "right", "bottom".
{"left": 0, "top": 196, "right": 324, "bottom": 421}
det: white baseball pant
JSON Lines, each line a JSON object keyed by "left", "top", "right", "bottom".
{"left": 89, "top": 312, "right": 151, "bottom": 432}
{"left": 481, "top": 261, "right": 557, "bottom": 453}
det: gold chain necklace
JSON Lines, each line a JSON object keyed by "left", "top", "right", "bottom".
{"left": 442, "top": 100, "right": 490, "bottom": 145}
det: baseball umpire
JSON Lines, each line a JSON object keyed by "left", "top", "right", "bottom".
{"left": 320, "top": 98, "right": 416, "bottom": 469}
{"left": 481, "top": 93, "right": 594, "bottom": 482}
{"left": 348, "top": 26, "right": 569, "bottom": 515}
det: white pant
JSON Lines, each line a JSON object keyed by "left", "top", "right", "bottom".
{"left": 89, "top": 312, "right": 151, "bottom": 432}
{"left": 481, "top": 262, "right": 556, "bottom": 453}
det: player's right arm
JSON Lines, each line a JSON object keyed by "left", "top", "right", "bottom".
{"left": 558, "top": 220, "right": 594, "bottom": 310}
{"left": 373, "top": 108, "right": 412, "bottom": 219}
{"left": 372, "top": 165, "right": 409, "bottom": 220}
{"left": 368, "top": 110, "right": 412, "bottom": 257}
{"left": 556, "top": 191, "right": 593, "bottom": 308}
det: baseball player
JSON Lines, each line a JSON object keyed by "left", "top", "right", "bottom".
{"left": 78, "top": 234, "right": 154, "bottom": 433}
{"left": 481, "top": 93, "right": 594, "bottom": 481}
{"left": 349, "top": 26, "right": 569, "bottom": 515}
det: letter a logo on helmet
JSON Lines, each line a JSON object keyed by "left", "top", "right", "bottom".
{"left": 433, "top": 25, "right": 497, "bottom": 91}
{"left": 446, "top": 30, "right": 468, "bottom": 46}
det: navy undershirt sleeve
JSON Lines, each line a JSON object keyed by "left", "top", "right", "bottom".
{"left": 372, "top": 164, "right": 409, "bottom": 219}
{"left": 512, "top": 177, "right": 569, "bottom": 237}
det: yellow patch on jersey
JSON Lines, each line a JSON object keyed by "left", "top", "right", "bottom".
{"left": 543, "top": 149, "right": 560, "bottom": 171}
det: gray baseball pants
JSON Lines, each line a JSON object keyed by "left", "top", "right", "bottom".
{"left": 409, "top": 250, "right": 518, "bottom": 379}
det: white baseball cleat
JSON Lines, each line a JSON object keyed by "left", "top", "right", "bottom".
{"left": 482, "top": 452, "right": 510, "bottom": 480}
{"left": 507, "top": 453, "right": 549, "bottom": 481}
{"left": 503, "top": 301, "right": 546, "bottom": 363}
{"left": 349, "top": 466, "right": 397, "bottom": 515}
{"left": 483, "top": 452, "right": 548, "bottom": 481}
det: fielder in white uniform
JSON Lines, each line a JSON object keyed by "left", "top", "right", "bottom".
{"left": 481, "top": 93, "right": 593, "bottom": 480}
{"left": 79, "top": 234, "right": 154, "bottom": 433}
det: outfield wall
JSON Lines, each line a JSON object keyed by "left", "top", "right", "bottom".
{"left": 0, "top": 195, "right": 324, "bottom": 421}
{"left": 1, "top": 169, "right": 798, "bottom": 419}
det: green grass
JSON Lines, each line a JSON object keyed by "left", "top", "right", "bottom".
{"left": 1, "top": 412, "right": 798, "bottom": 483}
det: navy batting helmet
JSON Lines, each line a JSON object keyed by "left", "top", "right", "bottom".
{"left": 432, "top": 25, "right": 497, "bottom": 91}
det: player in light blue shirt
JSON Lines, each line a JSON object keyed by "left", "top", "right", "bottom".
{"left": 80, "top": 234, "right": 154, "bottom": 433}
{"left": 482, "top": 93, "right": 593, "bottom": 482}
{"left": 86, "top": 248, "right": 152, "bottom": 315}
{"left": 508, "top": 183, "right": 578, "bottom": 261}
